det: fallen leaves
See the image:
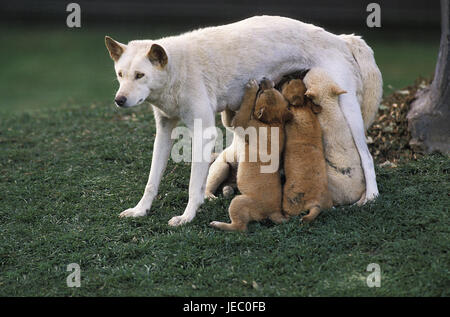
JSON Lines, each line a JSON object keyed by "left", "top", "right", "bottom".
{"left": 368, "top": 77, "right": 432, "bottom": 164}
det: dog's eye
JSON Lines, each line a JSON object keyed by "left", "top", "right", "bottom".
{"left": 118, "top": 71, "right": 122, "bottom": 77}
{"left": 135, "top": 72, "right": 145, "bottom": 80}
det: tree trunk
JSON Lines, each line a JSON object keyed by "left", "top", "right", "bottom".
{"left": 407, "top": 0, "right": 450, "bottom": 154}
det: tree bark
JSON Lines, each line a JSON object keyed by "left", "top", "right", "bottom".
{"left": 407, "top": 0, "right": 450, "bottom": 154}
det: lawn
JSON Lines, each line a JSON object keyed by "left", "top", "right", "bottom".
{"left": 0, "top": 24, "right": 448, "bottom": 296}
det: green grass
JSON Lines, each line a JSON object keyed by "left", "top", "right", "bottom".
{"left": 0, "top": 24, "right": 447, "bottom": 296}
{"left": 0, "top": 103, "right": 449, "bottom": 296}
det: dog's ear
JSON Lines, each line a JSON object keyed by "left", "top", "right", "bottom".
{"left": 283, "top": 109, "right": 294, "bottom": 122}
{"left": 305, "top": 88, "right": 317, "bottom": 99}
{"left": 305, "top": 99, "right": 322, "bottom": 114}
{"left": 148, "top": 44, "right": 168, "bottom": 68}
{"left": 105, "top": 36, "right": 126, "bottom": 62}
{"left": 331, "top": 85, "right": 347, "bottom": 96}
{"left": 311, "top": 103, "right": 323, "bottom": 114}
{"left": 260, "top": 78, "right": 275, "bottom": 91}
{"left": 256, "top": 107, "right": 265, "bottom": 120}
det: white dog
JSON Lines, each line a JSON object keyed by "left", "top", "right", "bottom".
{"left": 105, "top": 16, "right": 382, "bottom": 226}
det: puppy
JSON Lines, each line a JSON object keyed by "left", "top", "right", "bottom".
{"left": 281, "top": 78, "right": 333, "bottom": 223}
{"left": 210, "top": 79, "right": 292, "bottom": 232}
{"left": 303, "top": 68, "right": 365, "bottom": 206}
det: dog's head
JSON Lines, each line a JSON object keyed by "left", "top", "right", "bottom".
{"left": 254, "top": 78, "right": 293, "bottom": 124}
{"left": 280, "top": 79, "right": 307, "bottom": 106}
{"left": 105, "top": 36, "right": 169, "bottom": 108}
{"left": 281, "top": 79, "right": 323, "bottom": 114}
{"left": 302, "top": 69, "right": 347, "bottom": 106}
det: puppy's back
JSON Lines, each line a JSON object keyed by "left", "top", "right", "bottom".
{"left": 283, "top": 103, "right": 332, "bottom": 216}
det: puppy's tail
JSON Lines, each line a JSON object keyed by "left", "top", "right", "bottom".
{"left": 339, "top": 34, "right": 383, "bottom": 130}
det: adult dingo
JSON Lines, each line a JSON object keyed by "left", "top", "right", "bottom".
{"left": 105, "top": 15, "right": 382, "bottom": 226}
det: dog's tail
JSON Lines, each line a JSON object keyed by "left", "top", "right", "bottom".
{"left": 339, "top": 34, "right": 383, "bottom": 130}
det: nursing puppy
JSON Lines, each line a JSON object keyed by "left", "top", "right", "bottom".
{"left": 210, "top": 79, "right": 291, "bottom": 232}
{"left": 281, "top": 79, "right": 333, "bottom": 223}
{"left": 303, "top": 68, "right": 365, "bottom": 205}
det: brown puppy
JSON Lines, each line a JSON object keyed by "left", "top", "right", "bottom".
{"left": 210, "top": 79, "right": 292, "bottom": 232}
{"left": 281, "top": 78, "right": 333, "bottom": 223}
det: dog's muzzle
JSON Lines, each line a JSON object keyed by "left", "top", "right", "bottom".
{"left": 115, "top": 95, "right": 127, "bottom": 107}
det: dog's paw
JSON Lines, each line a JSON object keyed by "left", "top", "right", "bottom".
{"left": 119, "top": 207, "right": 147, "bottom": 218}
{"left": 355, "top": 191, "right": 378, "bottom": 206}
{"left": 301, "top": 215, "right": 314, "bottom": 223}
{"left": 205, "top": 192, "right": 218, "bottom": 200}
{"left": 168, "top": 215, "right": 192, "bottom": 227}
{"left": 209, "top": 221, "right": 221, "bottom": 228}
{"left": 245, "top": 79, "right": 259, "bottom": 92}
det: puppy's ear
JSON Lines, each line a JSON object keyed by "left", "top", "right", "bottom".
{"left": 280, "top": 79, "right": 291, "bottom": 91}
{"left": 105, "top": 36, "right": 126, "bottom": 62}
{"left": 305, "top": 88, "right": 317, "bottom": 99}
{"left": 260, "top": 78, "right": 275, "bottom": 91}
{"left": 283, "top": 109, "right": 294, "bottom": 122}
{"left": 148, "top": 43, "right": 168, "bottom": 68}
{"left": 331, "top": 84, "right": 347, "bottom": 96}
{"left": 256, "top": 107, "right": 265, "bottom": 119}
{"left": 311, "top": 104, "right": 323, "bottom": 114}
{"left": 306, "top": 99, "right": 322, "bottom": 114}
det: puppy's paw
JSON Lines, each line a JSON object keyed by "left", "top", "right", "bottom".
{"left": 205, "top": 192, "right": 218, "bottom": 200}
{"left": 209, "top": 221, "right": 222, "bottom": 228}
{"left": 301, "top": 215, "right": 314, "bottom": 223}
{"left": 245, "top": 79, "right": 259, "bottom": 92}
{"left": 119, "top": 207, "right": 147, "bottom": 218}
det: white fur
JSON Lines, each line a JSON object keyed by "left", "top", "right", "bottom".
{"left": 108, "top": 16, "right": 382, "bottom": 225}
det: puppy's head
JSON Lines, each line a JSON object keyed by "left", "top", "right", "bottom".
{"left": 105, "top": 36, "right": 169, "bottom": 108}
{"left": 281, "top": 78, "right": 323, "bottom": 114}
{"left": 254, "top": 78, "right": 293, "bottom": 124}
{"left": 280, "top": 79, "right": 307, "bottom": 106}
{"left": 303, "top": 69, "right": 347, "bottom": 105}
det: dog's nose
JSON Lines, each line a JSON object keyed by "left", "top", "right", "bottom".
{"left": 115, "top": 95, "right": 127, "bottom": 107}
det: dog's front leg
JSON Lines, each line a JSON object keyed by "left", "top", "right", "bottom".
{"left": 168, "top": 108, "right": 217, "bottom": 226}
{"left": 120, "top": 108, "right": 179, "bottom": 217}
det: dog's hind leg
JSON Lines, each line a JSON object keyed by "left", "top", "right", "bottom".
{"left": 301, "top": 206, "right": 321, "bottom": 223}
{"left": 338, "top": 92, "right": 378, "bottom": 204}
{"left": 210, "top": 195, "right": 266, "bottom": 232}
{"left": 205, "top": 147, "right": 233, "bottom": 199}
{"left": 120, "top": 108, "right": 178, "bottom": 218}
{"left": 269, "top": 212, "right": 289, "bottom": 224}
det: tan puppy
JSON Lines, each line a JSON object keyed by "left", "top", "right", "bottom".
{"left": 210, "top": 79, "right": 292, "bottom": 232}
{"left": 303, "top": 68, "right": 365, "bottom": 206}
{"left": 281, "top": 79, "right": 333, "bottom": 223}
